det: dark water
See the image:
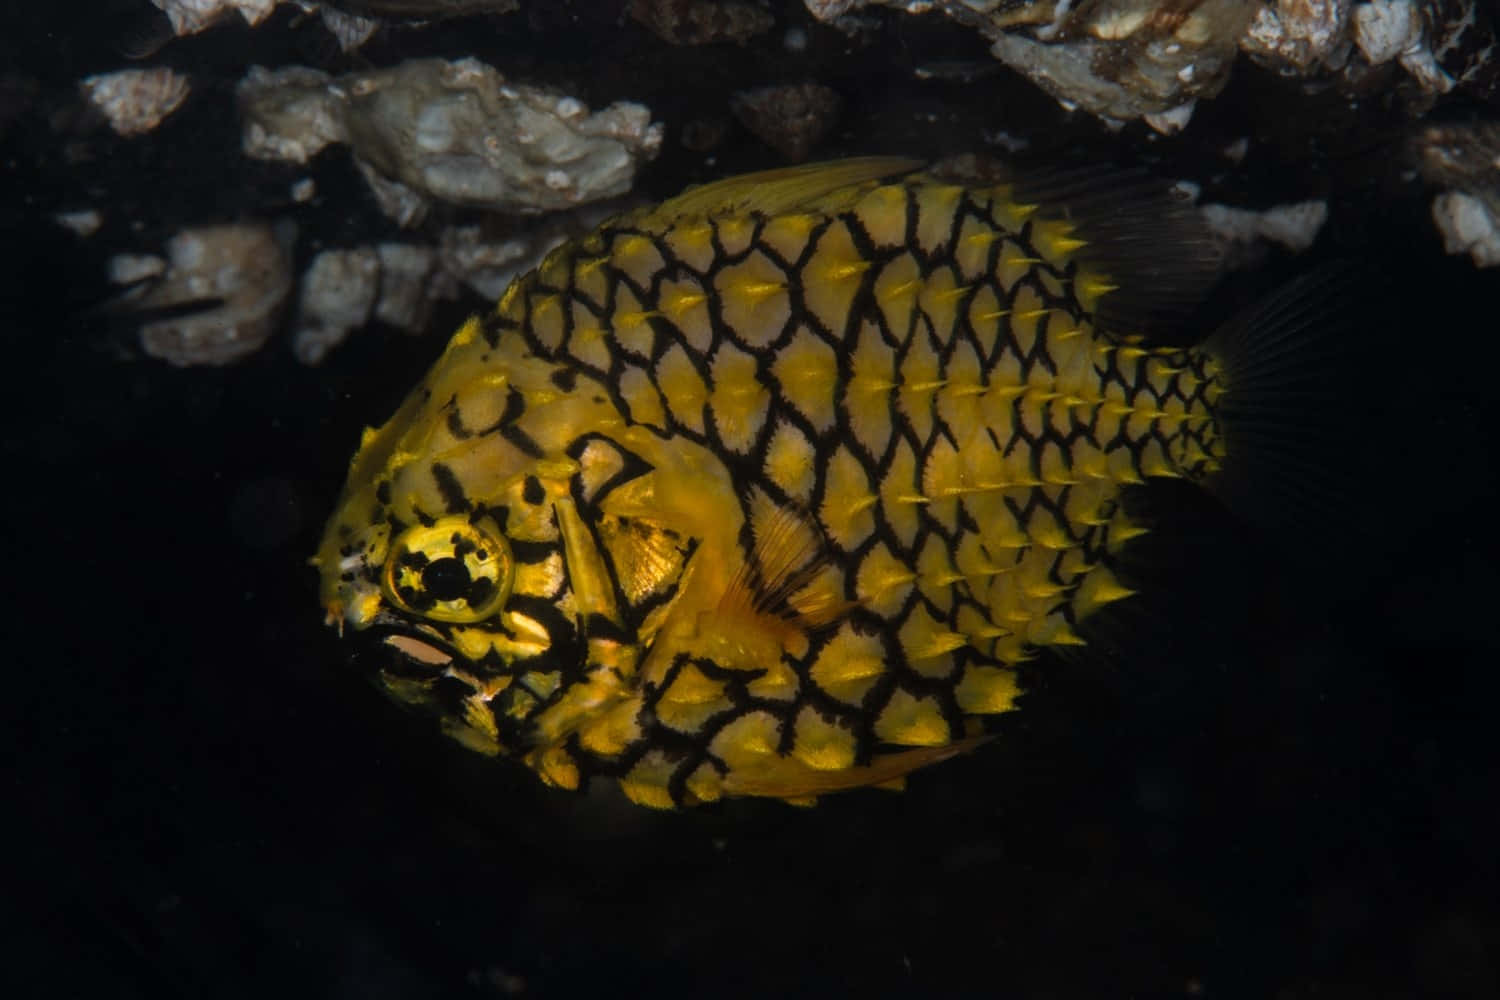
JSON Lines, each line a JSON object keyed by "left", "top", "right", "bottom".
{"left": 7, "top": 3, "right": 1500, "bottom": 997}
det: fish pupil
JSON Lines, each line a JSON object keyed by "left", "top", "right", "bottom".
{"left": 422, "top": 557, "right": 471, "bottom": 602}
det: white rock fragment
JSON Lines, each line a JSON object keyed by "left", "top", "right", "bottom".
{"left": 111, "top": 223, "right": 293, "bottom": 366}
{"left": 152, "top": 0, "right": 277, "bottom": 35}
{"left": 319, "top": 6, "right": 380, "bottom": 52}
{"left": 285, "top": 197, "right": 633, "bottom": 364}
{"left": 1351, "top": 0, "right": 1421, "bottom": 64}
{"left": 1143, "top": 100, "right": 1195, "bottom": 135}
{"left": 1240, "top": 0, "right": 1353, "bottom": 74}
{"left": 373, "top": 244, "right": 446, "bottom": 330}
{"left": 80, "top": 67, "right": 190, "bottom": 137}
{"left": 239, "top": 58, "right": 663, "bottom": 224}
{"left": 1395, "top": 40, "right": 1456, "bottom": 96}
{"left": 802, "top": 0, "right": 859, "bottom": 16}
{"left": 55, "top": 209, "right": 103, "bottom": 237}
{"left": 293, "top": 243, "right": 451, "bottom": 363}
{"left": 107, "top": 253, "right": 166, "bottom": 286}
{"left": 238, "top": 66, "right": 346, "bottom": 164}
{"left": 353, "top": 158, "right": 430, "bottom": 227}
{"left": 1351, "top": 0, "right": 1456, "bottom": 92}
{"left": 439, "top": 201, "right": 627, "bottom": 301}
{"left": 294, "top": 248, "right": 381, "bottom": 364}
{"left": 290, "top": 177, "right": 316, "bottom": 202}
{"left": 1431, "top": 191, "right": 1500, "bottom": 267}
{"left": 1410, "top": 123, "right": 1500, "bottom": 267}
{"left": 147, "top": 0, "right": 388, "bottom": 53}
{"left": 439, "top": 226, "right": 542, "bottom": 302}
{"left": 1202, "top": 199, "right": 1330, "bottom": 252}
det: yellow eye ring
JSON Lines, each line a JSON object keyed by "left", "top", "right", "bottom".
{"left": 383, "top": 516, "right": 512, "bottom": 623}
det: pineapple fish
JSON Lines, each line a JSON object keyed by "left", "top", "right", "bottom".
{"left": 314, "top": 158, "right": 1264, "bottom": 809}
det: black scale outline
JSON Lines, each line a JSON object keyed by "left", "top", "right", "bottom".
{"left": 449, "top": 179, "right": 1230, "bottom": 801}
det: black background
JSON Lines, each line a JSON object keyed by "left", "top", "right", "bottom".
{"left": 6, "top": 3, "right": 1499, "bottom": 997}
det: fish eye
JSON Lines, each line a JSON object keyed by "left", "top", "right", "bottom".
{"left": 383, "top": 516, "right": 512, "bottom": 623}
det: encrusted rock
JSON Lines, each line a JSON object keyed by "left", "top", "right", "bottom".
{"left": 353, "top": 157, "right": 431, "bottom": 226}
{"left": 372, "top": 243, "right": 447, "bottom": 330}
{"left": 1425, "top": 0, "right": 1500, "bottom": 103}
{"left": 1431, "top": 191, "right": 1500, "bottom": 267}
{"left": 439, "top": 200, "right": 625, "bottom": 300}
{"left": 1410, "top": 120, "right": 1500, "bottom": 191}
{"left": 1240, "top": 0, "right": 1353, "bottom": 75}
{"left": 238, "top": 66, "right": 347, "bottom": 164}
{"left": 1412, "top": 120, "right": 1500, "bottom": 267}
{"left": 290, "top": 202, "right": 626, "bottom": 363}
{"left": 802, "top": 0, "right": 927, "bottom": 18}
{"left": 807, "top": 0, "right": 1256, "bottom": 129}
{"left": 112, "top": 223, "right": 294, "bottom": 366}
{"left": 80, "top": 67, "right": 190, "bottom": 137}
{"left": 339, "top": 58, "right": 663, "bottom": 216}
{"left": 835, "top": 0, "right": 1496, "bottom": 120}
{"left": 239, "top": 58, "right": 663, "bottom": 224}
{"left": 107, "top": 254, "right": 167, "bottom": 286}
{"left": 630, "top": 0, "right": 775, "bottom": 45}
{"left": 292, "top": 243, "right": 451, "bottom": 364}
{"left": 294, "top": 248, "right": 381, "bottom": 364}
{"left": 1200, "top": 197, "right": 1332, "bottom": 254}
{"left": 318, "top": 6, "right": 381, "bottom": 51}
{"left": 323, "top": 0, "right": 517, "bottom": 15}
{"left": 1168, "top": 179, "right": 1328, "bottom": 268}
{"left": 805, "top": 1, "right": 1496, "bottom": 127}
{"left": 55, "top": 209, "right": 103, "bottom": 238}
{"left": 438, "top": 225, "right": 547, "bottom": 301}
{"left": 151, "top": 0, "right": 277, "bottom": 35}
{"left": 150, "top": 1, "right": 519, "bottom": 40}
{"left": 1246, "top": 0, "right": 1498, "bottom": 100}
{"left": 1142, "top": 101, "right": 1197, "bottom": 135}
{"left": 731, "top": 82, "right": 842, "bottom": 161}
{"left": 1352, "top": 0, "right": 1423, "bottom": 66}
{"left": 142, "top": 2, "right": 518, "bottom": 54}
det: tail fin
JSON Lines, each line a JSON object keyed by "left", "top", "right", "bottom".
{"left": 1058, "top": 266, "right": 1379, "bottom": 699}
{"left": 1199, "top": 265, "right": 1368, "bottom": 535}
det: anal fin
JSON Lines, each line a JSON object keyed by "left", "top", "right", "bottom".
{"left": 648, "top": 157, "right": 922, "bottom": 222}
{"left": 722, "top": 736, "right": 993, "bottom": 800}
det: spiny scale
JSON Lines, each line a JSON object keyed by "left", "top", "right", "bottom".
{"left": 489, "top": 164, "right": 1223, "bottom": 665}
{"left": 317, "top": 158, "right": 1229, "bottom": 808}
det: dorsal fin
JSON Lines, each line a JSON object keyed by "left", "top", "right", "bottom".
{"left": 931, "top": 154, "right": 1222, "bottom": 339}
{"left": 645, "top": 157, "right": 923, "bottom": 222}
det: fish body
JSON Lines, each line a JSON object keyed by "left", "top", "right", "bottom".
{"left": 315, "top": 158, "right": 1231, "bottom": 808}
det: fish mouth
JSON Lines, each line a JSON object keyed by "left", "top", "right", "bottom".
{"left": 382, "top": 632, "right": 454, "bottom": 667}
{"left": 365, "top": 619, "right": 456, "bottom": 673}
